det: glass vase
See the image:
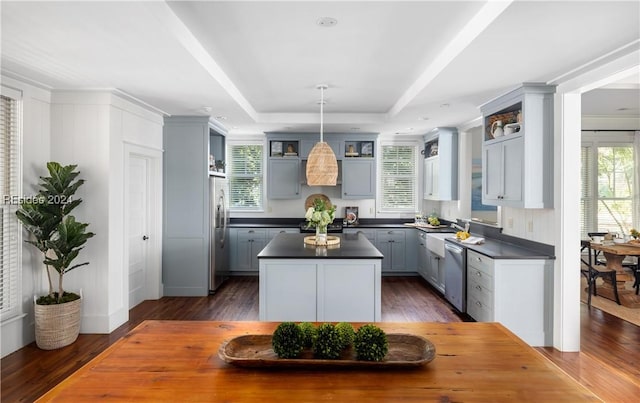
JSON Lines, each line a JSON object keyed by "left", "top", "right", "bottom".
{"left": 315, "top": 224, "right": 328, "bottom": 246}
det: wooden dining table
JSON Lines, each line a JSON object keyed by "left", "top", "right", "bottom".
{"left": 36, "top": 320, "right": 600, "bottom": 402}
{"left": 589, "top": 242, "right": 640, "bottom": 308}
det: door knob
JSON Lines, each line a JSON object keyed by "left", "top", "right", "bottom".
{"left": 142, "top": 235, "right": 149, "bottom": 241}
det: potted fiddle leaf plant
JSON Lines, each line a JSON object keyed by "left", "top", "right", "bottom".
{"left": 16, "top": 162, "right": 95, "bottom": 350}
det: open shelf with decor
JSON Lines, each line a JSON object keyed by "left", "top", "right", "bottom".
{"left": 344, "top": 141, "right": 374, "bottom": 158}
{"left": 270, "top": 140, "right": 299, "bottom": 158}
{"left": 480, "top": 83, "right": 555, "bottom": 208}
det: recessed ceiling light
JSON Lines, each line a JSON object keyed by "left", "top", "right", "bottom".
{"left": 419, "top": 117, "right": 430, "bottom": 121}
{"left": 616, "top": 107, "right": 631, "bottom": 111}
{"left": 202, "top": 106, "right": 212, "bottom": 113}
{"left": 215, "top": 116, "right": 227, "bottom": 120}
{"left": 317, "top": 17, "right": 338, "bottom": 27}
{"left": 440, "top": 103, "right": 450, "bottom": 108}
{"left": 350, "top": 127, "right": 361, "bottom": 130}
{"left": 394, "top": 128, "right": 415, "bottom": 134}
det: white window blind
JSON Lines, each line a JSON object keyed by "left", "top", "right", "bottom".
{"left": 1, "top": 91, "right": 22, "bottom": 320}
{"left": 380, "top": 145, "right": 417, "bottom": 211}
{"left": 581, "top": 143, "right": 635, "bottom": 237}
{"left": 580, "top": 145, "right": 594, "bottom": 239}
{"left": 228, "top": 144, "right": 263, "bottom": 210}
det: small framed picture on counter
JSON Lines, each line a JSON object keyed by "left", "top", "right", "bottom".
{"left": 345, "top": 206, "right": 359, "bottom": 226}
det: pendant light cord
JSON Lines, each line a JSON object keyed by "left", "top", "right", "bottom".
{"left": 320, "top": 85, "right": 324, "bottom": 143}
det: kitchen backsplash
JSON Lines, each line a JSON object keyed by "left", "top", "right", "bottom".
{"left": 230, "top": 185, "right": 377, "bottom": 219}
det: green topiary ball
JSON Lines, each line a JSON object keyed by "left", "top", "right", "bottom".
{"left": 313, "top": 323, "right": 342, "bottom": 359}
{"left": 335, "top": 322, "right": 355, "bottom": 349}
{"left": 298, "top": 322, "right": 317, "bottom": 348}
{"left": 354, "top": 324, "right": 388, "bottom": 361}
{"left": 272, "top": 322, "right": 304, "bottom": 358}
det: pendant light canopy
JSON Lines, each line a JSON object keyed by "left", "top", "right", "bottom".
{"left": 306, "top": 84, "right": 338, "bottom": 186}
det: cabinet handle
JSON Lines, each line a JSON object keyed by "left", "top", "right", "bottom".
{"left": 249, "top": 230, "right": 255, "bottom": 233}
{"left": 475, "top": 285, "right": 482, "bottom": 291}
{"left": 344, "top": 192, "right": 348, "bottom": 195}
{"left": 476, "top": 257, "right": 482, "bottom": 262}
{"left": 475, "top": 271, "right": 482, "bottom": 277}
{"left": 279, "top": 230, "right": 286, "bottom": 233}
{"left": 476, "top": 301, "right": 482, "bottom": 307}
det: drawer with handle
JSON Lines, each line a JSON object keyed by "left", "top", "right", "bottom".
{"left": 467, "top": 293, "right": 494, "bottom": 322}
{"left": 467, "top": 250, "right": 494, "bottom": 276}
{"left": 467, "top": 273, "right": 494, "bottom": 307}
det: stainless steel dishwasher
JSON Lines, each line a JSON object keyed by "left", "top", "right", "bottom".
{"left": 444, "top": 240, "right": 467, "bottom": 313}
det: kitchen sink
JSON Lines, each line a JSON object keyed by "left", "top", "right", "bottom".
{"left": 426, "top": 233, "right": 454, "bottom": 258}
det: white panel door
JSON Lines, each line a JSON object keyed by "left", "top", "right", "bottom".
{"left": 128, "top": 156, "right": 149, "bottom": 309}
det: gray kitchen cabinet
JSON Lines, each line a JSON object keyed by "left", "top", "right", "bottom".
{"left": 231, "top": 228, "right": 267, "bottom": 272}
{"left": 423, "top": 157, "right": 439, "bottom": 199}
{"left": 466, "top": 249, "right": 553, "bottom": 346}
{"left": 416, "top": 231, "right": 429, "bottom": 279}
{"left": 404, "top": 229, "right": 418, "bottom": 271}
{"left": 483, "top": 136, "right": 523, "bottom": 205}
{"left": 426, "top": 252, "right": 445, "bottom": 293}
{"left": 300, "top": 138, "right": 342, "bottom": 159}
{"left": 268, "top": 158, "right": 301, "bottom": 199}
{"left": 267, "top": 227, "right": 299, "bottom": 240}
{"left": 423, "top": 128, "right": 458, "bottom": 201}
{"left": 480, "top": 83, "right": 555, "bottom": 208}
{"left": 375, "top": 229, "right": 406, "bottom": 272}
{"left": 342, "top": 159, "right": 375, "bottom": 199}
{"left": 344, "top": 228, "right": 376, "bottom": 242}
{"left": 163, "top": 116, "right": 221, "bottom": 296}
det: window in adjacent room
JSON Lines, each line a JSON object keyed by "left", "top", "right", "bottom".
{"left": 380, "top": 144, "right": 417, "bottom": 211}
{"left": 228, "top": 142, "right": 264, "bottom": 211}
{"left": 581, "top": 139, "right": 636, "bottom": 238}
{"left": 0, "top": 87, "right": 22, "bottom": 321}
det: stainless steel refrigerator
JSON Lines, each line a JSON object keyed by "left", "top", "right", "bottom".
{"left": 209, "top": 175, "right": 230, "bottom": 292}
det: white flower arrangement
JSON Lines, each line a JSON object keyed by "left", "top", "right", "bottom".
{"left": 305, "top": 198, "right": 336, "bottom": 229}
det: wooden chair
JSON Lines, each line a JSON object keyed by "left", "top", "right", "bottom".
{"left": 580, "top": 238, "right": 621, "bottom": 306}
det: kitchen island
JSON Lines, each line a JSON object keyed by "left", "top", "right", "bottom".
{"left": 257, "top": 233, "right": 383, "bottom": 322}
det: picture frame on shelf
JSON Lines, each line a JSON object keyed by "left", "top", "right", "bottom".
{"left": 345, "top": 142, "right": 359, "bottom": 157}
{"left": 284, "top": 143, "right": 298, "bottom": 156}
{"left": 345, "top": 206, "right": 359, "bottom": 226}
{"left": 271, "top": 141, "right": 283, "bottom": 157}
{"left": 360, "top": 141, "right": 373, "bottom": 157}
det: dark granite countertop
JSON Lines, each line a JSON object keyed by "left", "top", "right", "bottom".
{"left": 445, "top": 237, "right": 554, "bottom": 260}
{"left": 257, "top": 233, "right": 383, "bottom": 259}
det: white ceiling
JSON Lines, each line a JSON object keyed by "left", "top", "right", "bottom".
{"left": 1, "top": 1, "right": 639, "bottom": 136}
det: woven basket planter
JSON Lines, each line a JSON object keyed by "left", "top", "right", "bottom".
{"left": 34, "top": 295, "right": 82, "bottom": 350}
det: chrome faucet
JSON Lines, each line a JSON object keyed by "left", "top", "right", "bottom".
{"left": 450, "top": 222, "right": 470, "bottom": 233}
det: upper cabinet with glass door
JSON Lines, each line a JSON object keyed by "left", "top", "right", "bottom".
{"left": 480, "top": 83, "right": 556, "bottom": 208}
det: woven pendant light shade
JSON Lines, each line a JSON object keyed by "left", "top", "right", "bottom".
{"left": 306, "top": 84, "right": 338, "bottom": 186}
{"left": 306, "top": 142, "right": 338, "bottom": 186}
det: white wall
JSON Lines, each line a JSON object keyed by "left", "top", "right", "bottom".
{"left": 50, "top": 91, "right": 163, "bottom": 334}
{"left": 2, "top": 86, "right": 163, "bottom": 357}
{"left": 1, "top": 76, "right": 51, "bottom": 358}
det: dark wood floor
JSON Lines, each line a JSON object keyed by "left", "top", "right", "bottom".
{"left": 2, "top": 276, "right": 639, "bottom": 402}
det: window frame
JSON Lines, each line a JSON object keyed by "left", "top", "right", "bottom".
{"left": 378, "top": 141, "right": 419, "bottom": 214}
{"left": 1, "top": 85, "right": 23, "bottom": 321}
{"left": 581, "top": 131, "right": 637, "bottom": 238}
{"left": 227, "top": 140, "right": 265, "bottom": 212}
